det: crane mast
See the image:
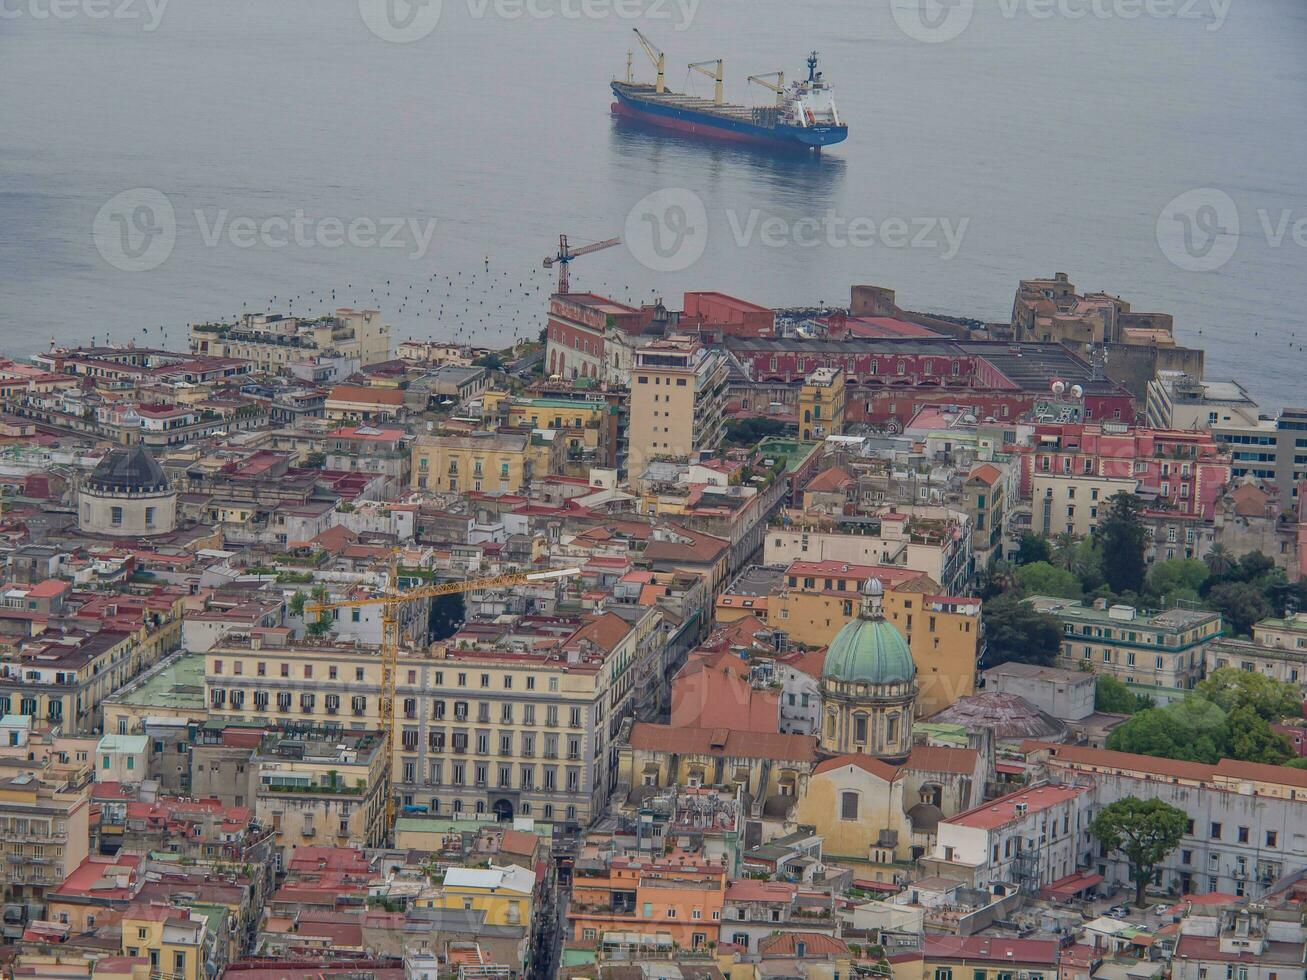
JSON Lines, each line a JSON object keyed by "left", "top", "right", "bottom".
{"left": 305, "top": 564, "right": 581, "bottom": 839}
{"left": 631, "top": 27, "right": 665, "bottom": 93}
{"left": 688, "top": 59, "right": 724, "bottom": 106}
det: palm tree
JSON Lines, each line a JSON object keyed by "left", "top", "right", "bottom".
{"left": 1051, "top": 532, "right": 1079, "bottom": 571}
{"left": 1205, "top": 543, "right": 1235, "bottom": 579}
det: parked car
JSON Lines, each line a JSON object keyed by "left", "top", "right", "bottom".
{"left": 1107, "top": 905, "right": 1131, "bottom": 919}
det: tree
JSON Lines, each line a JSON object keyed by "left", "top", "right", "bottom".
{"left": 288, "top": 590, "right": 307, "bottom": 616}
{"left": 1204, "top": 544, "right": 1236, "bottom": 579}
{"left": 724, "top": 417, "right": 788, "bottom": 448}
{"left": 473, "top": 352, "right": 504, "bottom": 371}
{"left": 978, "top": 561, "right": 1017, "bottom": 600}
{"left": 1090, "top": 797, "right": 1187, "bottom": 907}
{"left": 1147, "top": 558, "right": 1209, "bottom": 602}
{"left": 1206, "top": 581, "right": 1271, "bottom": 637}
{"left": 1014, "top": 561, "right": 1083, "bottom": 599}
{"left": 1050, "top": 532, "right": 1079, "bottom": 571}
{"left": 305, "top": 584, "right": 332, "bottom": 638}
{"left": 981, "top": 594, "right": 1063, "bottom": 667}
{"left": 1096, "top": 493, "right": 1148, "bottom": 595}
{"left": 1014, "top": 533, "right": 1052, "bottom": 566}
{"left": 1226, "top": 704, "right": 1294, "bottom": 765}
{"left": 1105, "top": 698, "right": 1229, "bottom": 764}
{"left": 1095, "top": 675, "right": 1153, "bottom": 715}
{"left": 1195, "top": 667, "right": 1301, "bottom": 722}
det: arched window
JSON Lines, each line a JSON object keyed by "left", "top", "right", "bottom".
{"left": 853, "top": 713, "right": 869, "bottom": 744}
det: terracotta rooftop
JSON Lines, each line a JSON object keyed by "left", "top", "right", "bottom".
{"left": 627, "top": 722, "right": 818, "bottom": 764}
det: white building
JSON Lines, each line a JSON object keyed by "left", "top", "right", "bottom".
{"left": 929, "top": 782, "right": 1093, "bottom": 895}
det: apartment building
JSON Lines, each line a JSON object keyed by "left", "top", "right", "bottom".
{"left": 411, "top": 432, "right": 532, "bottom": 493}
{"left": 765, "top": 511, "right": 972, "bottom": 598}
{"left": 627, "top": 337, "right": 729, "bottom": 476}
{"left": 1028, "top": 596, "right": 1223, "bottom": 697}
{"left": 0, "top": 766, "right": 91, "bottom": 917}
{"left": 1030, "top": 472, "right": 1138, "bottom": 538}
{"left": 568, "top": 852, "right": 728, "bottom": 950}
{"left": 1027, "top": 742, "right": 1307, "bottom": 898}
{"left": 120, "top": 903, "right": 217, "bottom": 980}
{"left": 189, "top": 309, "right": 391, "bottom": 373}
{"left": 1206, "top": 612, "right": 1307, "bottom": 690}
{"left": 205, "top": 611, "right": 655, "bottom": 828}
{"left": 1019, "top": 422, "right": 1232, "bottom": 520}
{"left": 0, "top": 590, "right": 185, "bottom": 733}
{"left": 252, "top": 728, "right": 389, "bottom": 857}
{"left": 923, "top": 936, "right": 1062, "bottom": 980}
{"left": 927, "top": 783, "right": 1093, "bottom": 895}
{"left": 765, "top": 560, "right": 981, "bottom": 716}
{"left": 798, "top": 367, "right": 846, "bottom": 442}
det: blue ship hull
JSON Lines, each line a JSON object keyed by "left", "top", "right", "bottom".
{"left": 611, "top": 82, "right": 847, "bottom": 150}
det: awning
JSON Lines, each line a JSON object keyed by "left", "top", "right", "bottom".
{"left": 1039, "top": 871, "right": 1105, "bottom": 900}
{"left": 852, "top": 878, "right": 901, "bottom": 893}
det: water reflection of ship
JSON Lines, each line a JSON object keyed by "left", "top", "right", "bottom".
{"left": 608, "top": 115, "right": 847, "bottom": 205}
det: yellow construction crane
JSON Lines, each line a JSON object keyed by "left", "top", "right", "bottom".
{"left": 305, "top": 563, "right": 581, "bottom": 837}
{"left": 632, "top": 27, "right": 665, "bottom": 93}
{"left": 689, "top": 59, "right": 724, "bottom": 106}
{"left": 748, "top": 70, "right": 786, "bottom": 104}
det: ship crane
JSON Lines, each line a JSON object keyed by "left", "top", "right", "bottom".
{"left": 631, "top": 27, "right": 665, "bottom": 93}
{"left": 543, "top": 234, "right": 620, "bottom": 295}
{"left": 747, "top": 70, "right": 786, "bottom": 105}
{"left": 305, "top": 563, "right": 582, "bottom": 840}
{"left": 688, "top": 59, "right": 724, "bottom": 106}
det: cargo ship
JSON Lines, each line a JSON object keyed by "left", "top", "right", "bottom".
{"left": 611, "top": 31, "right": 848, "bottom": 152}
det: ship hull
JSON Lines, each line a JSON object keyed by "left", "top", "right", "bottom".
{"left": 610, "top": 82, "right": 847, "bottom": 150}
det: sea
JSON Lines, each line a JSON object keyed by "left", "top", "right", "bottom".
{"left": 1, "top": 0, "right": 1304, "bottom": 407}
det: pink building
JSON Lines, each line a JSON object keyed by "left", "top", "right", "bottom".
{"left": 1020, "top": 422, "right": 1231, "bottom": 519}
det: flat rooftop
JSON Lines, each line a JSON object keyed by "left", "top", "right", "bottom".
{"left": 103, "top": 651, "right": 206, "bottom": 711}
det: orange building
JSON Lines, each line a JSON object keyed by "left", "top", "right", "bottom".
{"left": 670, "top": 650, "right": 779, "bottom": 732}
{"left": 568, "top": 854, "right": 727, "bottom": 950}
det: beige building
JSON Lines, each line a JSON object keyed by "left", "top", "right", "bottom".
{"left": 1031, "top": 472, "right": 1138, "bottom": 538}
{"left": 189, "top": 308, "right": 391, "bottom": 372}
{"left": 627, "top": 337, "right": 729, "bottom": 476}
{"left": 1029, "top": 596, "right": 1223, "bottom": 698}
{"left": 793, "top": 754, "right": 912, "bottom": 873}
{"left": 798, "top": 367, "right": 846, "bottom": 442}
{"left": 205, "top": 612, "right": 658, "bottom": 827}
{"left": 1207, "top": 612, "right": 1307, "bottom": 690}
{"left": 0, "top": 765, "right": 91, "bottom": 915}
{"left": 411, "top": 431, "right": 532, "bottom": 493}
{"left": 253, "top": 728, "right": 388, "bottom": 858}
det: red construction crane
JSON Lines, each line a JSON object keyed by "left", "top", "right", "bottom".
{"left": 543, "top": 234, "right": 621, "bottom": 294}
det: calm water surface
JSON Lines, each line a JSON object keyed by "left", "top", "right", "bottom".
{"left": 1, "top": 0, "right": 1304, "bottom": 406}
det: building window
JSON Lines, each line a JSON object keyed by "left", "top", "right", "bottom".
{"left": 111, "top": 506, "right": 123, "bottom": 526}
{"left": 840, "top": 791, "right": 859, "bottom": 821}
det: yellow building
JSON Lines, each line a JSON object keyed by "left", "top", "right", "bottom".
{"left": 485, "top": 391, "right": 607, "bottom": 460}
{"left": 798, "top": 367, "right": 846, "bottom": 442}
{"left": 767, "top": 562, "right": 980, "bottom": 717}
{"left": 252, "top": 728, "right": 389, "bottom": 856}
{"left": 411, "top": 432, "right": 531, "bottom": 493}
{"left": 120, "top": 904, "right": 213, "bottom": 980}
{"left": 627, "top": 337, "right": 728, "bottom": 475}
{"left": 0, "top": 595, "right": 185, "bottom": 734}
{"left": 793, "top": 754, "right": 912, "bottom": 874}
{"left": 417, "top": 864, "right": 536, "bottom": 930}
{"left": 0, "top": 766, "right": 91, "bottom": 912}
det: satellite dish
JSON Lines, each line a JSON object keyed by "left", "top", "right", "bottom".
{"left": 1070, "top": 384, "right": 1084, "bottom": 399}
{"left": 1051, "top": 380, "right": 1066, "bottom": 395}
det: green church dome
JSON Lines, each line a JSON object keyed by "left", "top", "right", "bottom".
{"left": 822, "top": 579, "right": 916, "bottom": 686}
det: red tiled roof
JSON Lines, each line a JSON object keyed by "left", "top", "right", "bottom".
{"left": 759, "top": 932, "right": 850, "bottom": 957}
{"left": 922, "top": 936, "right": 1060, "bottom": 965}
{"left": 947, "top": 784, "right": 1087, "bottom": 831}
{"left": 908, "top": 746, "right": 979, "bottom": 775}
{"left": 627, "top": 722, "right": 818, "bottom": 764}
{"left": 814, "top": 753, "right": 901, "bottom": 782}
{"left": 725, "top": 880, "right": 797, "bottom": 903}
